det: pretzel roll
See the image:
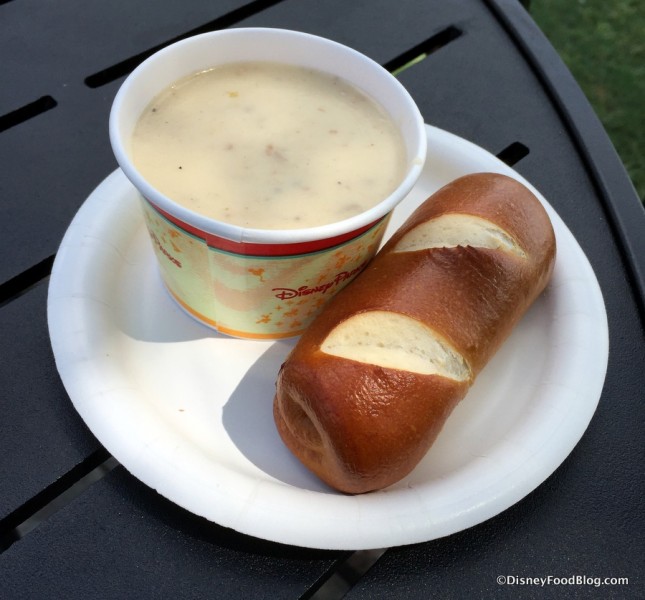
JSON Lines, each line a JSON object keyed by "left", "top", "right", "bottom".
{"left": 274, "top": 172, "right": 556, "bottom": 494}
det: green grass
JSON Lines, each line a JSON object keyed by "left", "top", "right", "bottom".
{"left": 530, "top": 0, "right": 644, "bottom": 201}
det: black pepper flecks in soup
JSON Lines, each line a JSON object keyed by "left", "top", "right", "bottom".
{"left": 132, "top": 61, "right": 407, "bottom": 229}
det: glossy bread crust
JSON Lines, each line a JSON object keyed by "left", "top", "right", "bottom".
{"left": 274, "top": 173, "right": 557, "bottom": 494}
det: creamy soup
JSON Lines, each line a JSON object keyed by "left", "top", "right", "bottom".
{"left": 131, "top": 61, "right": 407, "bottom": 229}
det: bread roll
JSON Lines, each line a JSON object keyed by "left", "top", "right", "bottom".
{"left": 273, "top": 172, "right": 556, "bottom": 494}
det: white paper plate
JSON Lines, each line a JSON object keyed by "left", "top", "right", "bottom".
{"left": 48, "top": 125, "right": 608, "bottom": 550}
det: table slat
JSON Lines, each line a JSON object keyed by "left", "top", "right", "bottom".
{"left": 1, "top": 468, "right": 341, "bottom": 599}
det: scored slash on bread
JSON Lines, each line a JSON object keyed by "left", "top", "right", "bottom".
{"left": 274, "top": 172, "right": 556, "bottom": 494}
{"left": 321, "top": 311, "right": 471, "bottom": 380}
{"left": 393, "top": 213, "right": 527, "bottom": 258}
{"left": 321, "top": 214, "right": 528, "bottom": 379}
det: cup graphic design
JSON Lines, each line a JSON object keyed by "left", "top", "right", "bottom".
{"left": 140, "top": 198, "right": 390, "bottom": 338}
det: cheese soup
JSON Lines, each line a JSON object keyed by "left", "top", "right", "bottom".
{"left": 131, "top": 61, "right": 407, "bottom": 229}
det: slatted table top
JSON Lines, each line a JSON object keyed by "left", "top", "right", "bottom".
{"left": 1, "top": 1, "right": 643, "bottom": 598}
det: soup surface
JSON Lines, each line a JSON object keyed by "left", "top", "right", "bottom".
{"left": 132, "top": 61, "right": 407, "bottom": 229}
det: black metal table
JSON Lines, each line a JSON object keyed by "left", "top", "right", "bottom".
{"left": 1, "top": 1, "right": 643, "bottom": 598}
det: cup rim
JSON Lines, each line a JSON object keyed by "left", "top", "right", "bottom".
{"left": 109, "top": 27, "right": 427, "bottom": 246}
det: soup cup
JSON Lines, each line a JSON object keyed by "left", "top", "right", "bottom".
{"left": 110, "top": 27, "right": 426, "bottom": 339}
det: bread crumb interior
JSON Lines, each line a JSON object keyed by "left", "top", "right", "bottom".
{"left": 321, "top": 311, "right": 470, "bottom": 380}
{"left": 394, "top": 213, "right": 526, "bottom": 257}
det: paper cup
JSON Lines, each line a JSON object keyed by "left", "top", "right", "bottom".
{"left": 110, "top": 28, "right": 426, "bottom": 339}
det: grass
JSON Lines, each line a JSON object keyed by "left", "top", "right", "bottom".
{"left": 530, "top": 0, "right": 645, "bottom": 202}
